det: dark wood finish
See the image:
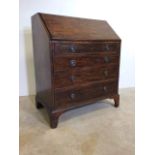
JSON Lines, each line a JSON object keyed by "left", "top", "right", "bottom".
{"left": 54, "top": 42, "right": 120, "bottom": 55}
{"left": 114, "top": 94, "right": 120, "bottom": 107}
{"left": 54, "top": 52, "right": 119, "bottom": 71}
{"left": 54, "top": 66, "right": 118, "bottom": 88}
{"left": 40, "top": 13, "right": 120, "bottom": 41}
{"left": 31, "top": 14, "right": 53, "bottom": 109}
{"left": 36, "top": 100, "right": 44, "bottom": 109}
{"left": 32, "top": 13, "right": 121, "bottom": 128}
{"left": 55, "top": 81, "right": 117, "bottom": 109}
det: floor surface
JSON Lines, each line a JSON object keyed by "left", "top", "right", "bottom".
{"left": 19, "top": 88, "right": 135, "bottom": 155}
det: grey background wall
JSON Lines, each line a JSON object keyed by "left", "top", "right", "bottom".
{"left": 19, "top": 0, "right": 135, "bottom": 96}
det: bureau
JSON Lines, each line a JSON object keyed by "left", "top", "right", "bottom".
{"left": 31, "top": 13, "right": 121, "bottom": 128}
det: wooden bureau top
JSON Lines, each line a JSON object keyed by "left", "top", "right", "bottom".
{"left": 35, "top": 13, "right": 120, "bottom": 41}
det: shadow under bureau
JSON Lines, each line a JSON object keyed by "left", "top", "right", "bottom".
{"left": 31, "top": 13, "right": 121, "bottom": 128}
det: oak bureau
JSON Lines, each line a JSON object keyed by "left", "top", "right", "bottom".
{"left": 31, "top": 13, "right": 121, "bottom": 128}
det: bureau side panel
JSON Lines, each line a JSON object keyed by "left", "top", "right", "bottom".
{"left": 31, "top": 14, "right": 53, "bottom": 109}
{"left": 116, "top": 41, "right": 121, "bottom": 93}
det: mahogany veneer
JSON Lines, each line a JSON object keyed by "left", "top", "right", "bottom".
{"left": 32, "top": 13, "right": 121, "bottom": 128}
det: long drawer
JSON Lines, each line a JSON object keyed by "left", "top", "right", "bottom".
{"left": 54, "top": 42, "right": 119, "bottom": 55}
{"left": 54, "top": 66, "right": 118, "bottom": 88}
{"left": 54, "top": 81, "right": 117, "bottom": 109}
{"left": 54, "top": 53, "right": 119, "bottom": 71}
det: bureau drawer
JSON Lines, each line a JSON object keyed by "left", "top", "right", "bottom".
{"left": 54, "top": 53, "right": 119, "bottom": 71}
{"left": 54, "top": 66, "right": 118, "bottom": 88}
{"left": 54, "top": 42, "right": 119, "bottom": 55}
{"left": 54, "top": 81, "right": 117, "bottom": 109}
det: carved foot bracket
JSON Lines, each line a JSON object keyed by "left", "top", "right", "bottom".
{"left": 49, "top": 111, "right": 63, "bottom": 129}
{"left": 113, "top": 94, "right": 120, "bottom": 107}
{"left": 35, "top": 96, "right": 44, "bottom": 109}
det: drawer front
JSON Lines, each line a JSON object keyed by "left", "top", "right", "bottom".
{"left": 54, "top": 42, "right": 119, "bottom": 56}
{"left": 54, "top": 66, "right": 118, "bottom": 88}
{"left": 54, "top": 81, "right": 117, "bottom": 109}
{"left": 54, "top": 53, "right": 119, "bottom": 71}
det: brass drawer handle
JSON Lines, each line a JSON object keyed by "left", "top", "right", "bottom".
{"left": 103, "top": 70, "right": 108, "bottom": 77}
{"left": 104, "top": 56, "right": 109, "bottom": 63}
{"left": 70, "top": 93, "right": 76, "bottom": 99}
{"left": 70, "top": 75, "right": 76, "bottom": 82}
{"left": 103, "top": 86, "right": 107, "bottom": 92}
{"left": 105, "top": 44, "right": 110, "bottom": 51}
{"left": 70, "top": 45, "right": 76, "bottom": 52}
{"left": 69, "top": 60, "right": 76, "bottom": 67}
